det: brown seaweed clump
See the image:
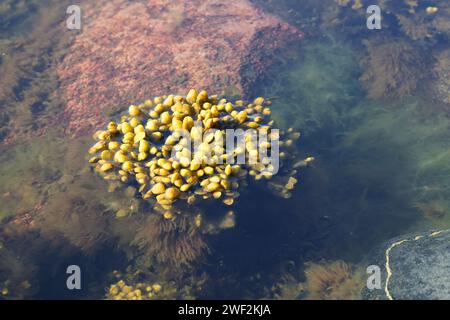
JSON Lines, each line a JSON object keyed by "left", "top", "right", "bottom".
{"left": 303, "top": 260, "right": 364, "bottom": 300}
{"left": 432, "top": 50, "right": 450, "bottom": 105}
{"left": 133, "top": 215, "right": 209, "bottom": 268}
{"left": 106, "top": 278, "right": 169, "bottom": 300}
{"left": 88, "top": 89, "right": 312, "bottom": 215}
{"left": 396, "top": 14, "right": 433, "bottom": 41}
{"left": 414, "top": 200, "right": 448, "bottom": 220}
{"left": 104, "top": 267, "right": 209, "bottom": 300}
{"left": 379, "top": 0, "right": 450, "bottom": 41}
{"left": 360, "top": 38, "right": 428, "bottom": 99}
{"left": 87, "top": 89, "right": 313, "bottom": 268}
{"left": 432, "top": 9, "right": 450, "bottom": 36}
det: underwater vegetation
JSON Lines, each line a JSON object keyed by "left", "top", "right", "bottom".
{"left": 133, "top": 215, "right": 209, "bottom": 269}
{"left": 105, "top": 267, "right": 209, "bottom": 300}
{"left": 0, "top": 241, "right": 37, "bottom": 299}
{"left": 318, "top": 2, "right": 441, "bottom": 100}
{"left": 413, "top": 200, "right": 448, "bottom": 220}
{"left": 0, "top": 0, "right": 72, "bottom": 144}
{"left": 336, "top": 98, "right": 450, "bottom": 231}
{"left": 0, "top": 219, "right": 71, "bottom": 299}
{"left": 306, "top": 0, "right": 450, "bottom": 102}
{"left": 432, "top": 49, "right": 450, "bottom": 105}
{"left": 107, "top": 278, "right": 166, "bottom": 301}
{"left": 267, "top": 260, "right": 364, "bottom": 300}
{"left": 0, "top": 133, "right": 138, "bottom": 281}
{"left": 88, "top": 89, "right": 309, "bottom": 210}
{"left": 329, "top": 0, "right": 450, "bottom": 41}
{"left": 269, "top": 274, "right": 305, "bottom": 300}
{"left": 251, "top": 24, "right": 450, "bottom": 264}
{"left": 0, "top": 133, "right": 85, "bottom": 221}
{"left": 88, "top": 89, "right": 312, "bottom": 268}
{"left": 302, "top": 260, "right": 364, "bottom": 300}
{"left": 1, "top": 0, "right": 450, "bottom": 301}
{"left": 376, "top": 0, "right": 450, "bottom": 42}
{"left": 35, "top": 188, "right": 112, "bottom": 255}
{"left": 250, "top": 0, "right": 334, "bottom": 30}
{"left": 360, "top": 37, "right": 428, "bottom": 99}
{"left": 0, "top": 0, "right": 38, "bottom": 35}
{"left": 0, "top": 1, "right": 309, "bottom": 297}
{"left": 256, "top": 35, "right": 362, "bottom": 134}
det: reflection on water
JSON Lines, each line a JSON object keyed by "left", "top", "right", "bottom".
{"left": 0, "top": 0, "right": 450, "bottom": 299}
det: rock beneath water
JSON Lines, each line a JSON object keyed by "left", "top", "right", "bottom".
{"left": 57, "top": 0, "right": 303, "bottom": 137}
{"left": 363, "top": 229, "right": 450, "bottom": 300}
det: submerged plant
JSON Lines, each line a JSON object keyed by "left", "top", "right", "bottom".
{"left": 133, "top": 215, "right": 209, "bottom": 268}
{"left": 0, "top": 0, "right": 72, "bottom": 144}
{"left": 328, "top": 0, "right": 450, "bottom": 41}
{"left": 88, "top": 89, "right": 311, "bottom": 219}
{"left": 360, "top": 38, "right": 428, "bottom": 99}
{"left": 432, "top": 49, "right": 450, "bottom": 105}
{"left": 413, "top": 200, "right": 448, "bottom": 220}
{"left": 0, "top": 0, "right": 38, "bottom": 34}
{"left": 266, "top": 260, "right": 364, "bottom": 300}
{"left": 256, "top": 36, "right": 361, "bottom": 134}
{"left": 35, "top": 189, "right": 112, "bottom": 254}
{"left": 303, "top": 260, "right": 364, "bottom": 300}
{"left": 105, "top": 267, "right": 208, "bottom": 300}
{"left": 87, "top": 89, "right": 312, "bottom": 268}
{"left": 106, "top": 278, "right": 167, "bottom": 300}
{"left": 0, "top": 244, "right": 37, "bottom": 299}
{"left": 270, "top": 274, "right": 305, "bottom": 300}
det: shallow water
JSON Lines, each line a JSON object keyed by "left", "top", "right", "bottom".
{"left": 0, "top": 0, "right": 450, "bottom": 299}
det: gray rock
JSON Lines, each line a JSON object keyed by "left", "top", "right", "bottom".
{"left": 362, "top": 229, "right": 450, "bottom": 300}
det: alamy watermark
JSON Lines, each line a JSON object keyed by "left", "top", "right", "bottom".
{"left": 366, "top": 265, "right": 382, "bottom": 290}
{"left": 66, "top": 4, "right": 382, "bottom": 31}
{"left": 66, "top": 5, "right": 81, "bottom": 30}
{"left": 367, "top": 5, "right": 382, "bottom": 30}
{"left": 66, "top": 265, "right": 81, "bottom": 290}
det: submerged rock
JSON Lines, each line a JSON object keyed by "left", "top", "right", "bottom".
{"left": 363, "top": 229, "right": 450, "bottom": 300}
{"left": 57, "top": 0, "right": 303, "bottom": 137}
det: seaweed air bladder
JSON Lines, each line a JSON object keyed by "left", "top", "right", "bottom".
{"left": 88, "top": 89, "right": 312, "bottom": 214}
{"left": 87, "top": 89, "right": 313, "bottom": 267}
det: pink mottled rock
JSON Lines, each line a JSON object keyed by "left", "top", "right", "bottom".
{"left": 57, "top": 0, "right": 303, "bottom": 136}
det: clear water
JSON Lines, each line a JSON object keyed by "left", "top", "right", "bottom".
{"left": 1, "top": 0, "right": 450, "bottom": 299}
